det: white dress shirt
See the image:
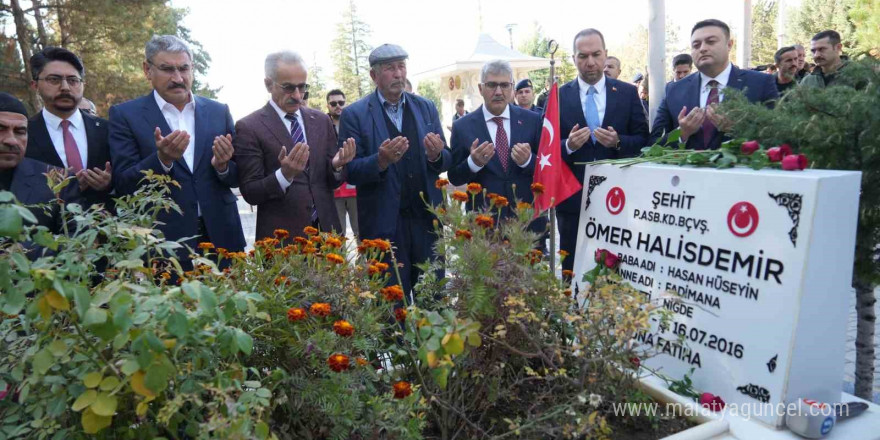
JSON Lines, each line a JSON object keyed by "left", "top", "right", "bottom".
{"left": 467, "top": 104, "right": 532, "bottom": 172}
{"left": 565, "top": 74, "right": 607, "bottom": 154}
{"left": 269, "top": 99, "right": 309, "bottom": 191}
{"left": 42, "top": 108, "right": 88, "bottom": 169}
{"left": 699, "top": 62, "right": 733, "bottom": 108}
{"left": 154, "top": 90, "right": 196, "bottom": 172}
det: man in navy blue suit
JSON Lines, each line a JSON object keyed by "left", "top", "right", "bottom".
{"left": 338, "top": 44, "right": 452, "bottom": 299}
{"left": 558, "top": 28, "right": 649, "bottom": 273}
{"left": 109, "top": 35, "right": 245, "bottom": 264}
{"left": 650, "top": 19, "right": 778, "bottom": 150}
{"left": 449, "top": 60, "right": 546, "bottom": 239}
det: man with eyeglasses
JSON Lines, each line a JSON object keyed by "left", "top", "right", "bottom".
{"left": 26, "top": 47, "right": 113, "bottom": 211}
{"left": 338, "top": 43, "right": 452, "bottom": 300}
{"left": 557, "top": 28, "right": 648, "bottom": 275}
{"left": 109, "top": 34, "right": 246, "bottom": 267}
{"left": 325, "top": 89, "right": 359, "bottom": 239}
{"left": 449, "top": 60, "right": 546, "bottom": 241}
{"left": 233, "top": 51, "right": 355, "bottom": 242}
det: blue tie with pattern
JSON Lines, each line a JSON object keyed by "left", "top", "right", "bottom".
{"left": 285, "top": 113, "right": 317, "bottom": 223}
{"left": 584, "top": 86, "right": 600, "bottom": 143}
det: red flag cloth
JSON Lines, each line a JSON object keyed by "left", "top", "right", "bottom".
{"left": 533, "top": 83, "right": 582, "bottom": 214}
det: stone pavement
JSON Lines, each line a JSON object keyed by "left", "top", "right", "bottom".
{"left": 235, "top": 193, "right": 880, "bottom": 403}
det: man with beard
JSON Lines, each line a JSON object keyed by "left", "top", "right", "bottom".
{"left": 557, "top": 28, "right": 648, "bottom": 274}
{"left": 650, "top": 19, "right": 777, "bottom": 150}
{"left": 26, "top": 47, "right": 113, "bottom": 211}
{"left": 773, "top": 46, "right": 799, "bottom": 95}
{"left": 0, "top": 93, "right": 65, "bottom": 236}
{"left": 326, "top": 89, "right": 359, "bottom": 238}
{"left": 233, "top": 51, "right": 355, "bottom": 241}
{"left": 338, "top": 44, "right": 452, "bottom": 300}
{"left": 109, "top": 35, "right": 245, "bottom": 265}
{"left": 801, "top": 30, "right": 847, "bottom": 89}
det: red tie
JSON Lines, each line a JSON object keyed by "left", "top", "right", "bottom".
{"left": 60, "top": 119, "right": 84, "bottom": 172}
{"left": 492, "top": 116, "right": 509, "bottom": 172}
{"left": 702, "top": 80, "right": 720, "bottom": 147}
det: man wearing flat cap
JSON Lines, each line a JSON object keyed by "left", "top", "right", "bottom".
{"left": 0, "top": 93, "right": 66, "bottom": 236}
{"left": 514, "top": 79, "right": 543, "bottom": 114}
{"left": 338, "top": 43, "right": 452, "bottom": 301}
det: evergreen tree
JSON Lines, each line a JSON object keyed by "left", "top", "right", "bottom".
{"left": 787, "top": 0, "right": 858, "bottom": 50}
{"left": 751, "top": 0, "right": 780, "bottom": 66}
{"left": 330, "top": 0, "right": 372, "bottom": 101}
{"left": 307, "top": 56, "right": 328, "bottom": 111}
{"left": 416, "top": 80, "right": 442, "bottom": 120}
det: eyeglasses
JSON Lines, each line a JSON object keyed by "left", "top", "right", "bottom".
{"left": 328, "top": 100, "right": 345, "bottom": 107}
{"left": 483, "top": 82, "right": 513, "bottom": 91}
{"left": 37, "top": 75, "right": 84, "bottom": 87}
{"left": 273, "top": 81, "right": 310, "bottom": 94}
{"left": 148, "top": 61, "right": 192, "bottom": 75}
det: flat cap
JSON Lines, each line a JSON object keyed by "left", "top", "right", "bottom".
{"left": 515, "top": 79, "right": 533, "bottom": 91}
{"left": 369, "top": 44, "right": 408, "bottom": 67}
{"left": 0, "top": 93, "right": 28, "bottom": 117}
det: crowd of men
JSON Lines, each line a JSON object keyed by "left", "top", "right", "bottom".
{"left": 0, "top": 18, "right": 849, "bottom": 297}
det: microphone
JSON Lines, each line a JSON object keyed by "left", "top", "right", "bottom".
{"left": 785, "top": 398, "right": 869, "bottom": 438}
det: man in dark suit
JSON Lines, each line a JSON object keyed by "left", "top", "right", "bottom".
{"left": 233, "top": 51, "right": 355, "bottom": 241}
{"left": 449, "top": 60, "right": 546, "bottom": 236}
{"left": 0, "top": 93, "right": 65, "bottom": 237}
{"left": 650, "top": 19, "right": 778, "bottom": 150}
{"left": 338, "top": 44, "right": 452, "bottom": 299}
{"left": 109, "top": 35, "right": 245, "bottom": 263}
{"left": 26, "top": 47, "right": 113, "bottom": 211}
{"left": 558, "top": 28, "right": 649, "bottom": 273}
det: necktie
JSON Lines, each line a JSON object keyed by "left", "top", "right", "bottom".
{"left": 284, "top": 113, "right": 317, "bottom": 223}
{"left": 60, "top": 120, "right": 84, "bottom": 172}
{"left": 383, "top": 101, "right": 402, "bottom": 131}
{"left": 492, "top": 117, "right": 509, "bottom": 172}
{"left": 702, "top": 80, "right": 720, "bottom": 146}
{"left": 584, "top": 86, "right": 600, "bottom": 143}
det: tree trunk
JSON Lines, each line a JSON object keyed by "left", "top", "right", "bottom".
{"left": 54, "top": 0, "right": 70, "bottom": 47}
{"left": 32, "top": 0, "right": 49, "bottom": 49}
{"left": 854, "top": 277, "right": 876, "bottom": 399}
{"left": 348, "top": 0, "right": 362, "bottom": 98}
{"left": 10, "top": 0, "right": 39, "bottom": 111}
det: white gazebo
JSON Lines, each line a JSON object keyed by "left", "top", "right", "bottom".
{"left": 412, "top": 33, "right": 549, "bottom": 132}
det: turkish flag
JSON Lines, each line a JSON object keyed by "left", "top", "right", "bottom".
{"left": 533, "top": 82, "right": 582, "bottom": 214}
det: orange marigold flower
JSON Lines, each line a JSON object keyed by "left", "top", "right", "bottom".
{"left": 516, "top": 201, "right": 532, "bottom": 211}
{"left": 274, "top": 229, "right": 290, "bottom": 240}
{"left": 394, "top": 307, "right": 408, "bottom": 322}
{"left": 493, "top": 196, "right": 509, "bottom": 208}
{"left": 562, "top": 270, "right": 574, "bottom": 278}
{"left": 294, "top": 236, "right": 309, "bottom": 245}
{"left": 325, "top": 237, "right": 343, "bottom": 248}
{"left": 328, "top": 353, "right": 350, "bottom": 372}
{"left": 326, "top": 253, "right": 345, "bottom": 265}
{"left": 372, "top": 239, "right": 392, "bottom": 252}
{"left": 527, "top": 249, "right": 543, "bottom": 265}
{"left": 530, "top": 182, "right": 545, "bottom": 194}
{"left": 216, "top": 248, "right": 228, "bottom": 258}
{"left": 380, "top": 285, "right": 405, "bottom": 302}
{"left": 357, "top": 244, "right": 368, "bottom": 254}
{"left": 302, "top": 245, "right": 318, "bottom": 255}
{"left": 310, "top": 235, "right": 323, "bottom": 243}
{"left": 435, "top": 178, "right": 450, "bottom": 189}
{"left": 287, "top": 307, "right": 307, "bottom": 322}
{"left": 159, "top": 272, "right": 171, "bottom": 280}
{"left": 274, "top": 276, "right": 290, "bottom": 286}
{"left": 455, "top": 229, "right": 473, "bottom": 240}
{"left": 198, "top": 242, "right": 214, "bottom": 250}
{"left": 375, "top": 262, "right": 389, "bottom": 271}
{"left": 303, "top": 226, "right": 319, "bottom": 236}
{"left": 356, "top": 357, "right": 369, "bottom": 367}
{"left": 475, "top": 215, "right": 494, "bottom": 229}
{"left": 368, "top": 265, "right": 382, "bottom": 276}
{"left": 486, "top": 192, "right": 499, "bottom": 201}
{"left": 467, "top": 182, "right": 482, "bottom": 195}
{"left": 310, "top": 302, "right": 332, "bottom": 317}
{"left": 392, "top": 381, "right": 413, "bottom": 399}
{"left": 451, "top": 191, "right": 469, "bottom": 202}
{"left": 563, "top": 288, "right": 572, "bottom": 297}
{"left": 333, "top": 320, "right": 355, "bottom": 337}
{"left": 558, "top": 250, "right": 570, "bottom": 257}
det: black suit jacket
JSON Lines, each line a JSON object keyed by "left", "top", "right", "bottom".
{"left": 26, "top": 109, "right": 113, "bottom": 210}
{"left": 9, "top": 157, "right": 63, "bottom": 234}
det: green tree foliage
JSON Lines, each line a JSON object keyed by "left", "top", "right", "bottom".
{"left": 608, "top": 19, "right": 682, "bottom": 84}
{"left": 330, "top": 0, "right": 372, "bottom": 101}
{"left": 751, "top": 0, "right": 780, "bottom": 66}
{"left": 0, "top": 0, "right": 216, "bottom": 116}
{"left": 516, "top": 23, "right": 574, "bottom": 92}
{"left": 787, "top": 0, "right": 858, "bottom": 51}
{"left": 848, "top": 0, "right": 880, "bottom": 57}
{"left": 306, "top": 57, "right": 328, "bottom": 110}
{"left": 416, "top": 79, "right": 442, "bottom": 120}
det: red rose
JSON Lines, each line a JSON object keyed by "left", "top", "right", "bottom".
{"left": 779, "top": 144, "right": 793, "bottom": 156}
{"left": 766, "top": 147, "right": 785, "bottom": 162}
{"left": 781, "top": 154, "right": 808, "bottom": 171}
{"left": 740, "top": 140, "right": 760, "bottom": 155}
{"left": 629, "top": 357, "right": 641, "bottom": 369}
{"left": 699, "top": 392, "right": 726, "bottom": 412}
{"left": 604, "top": 252, "right": 620, "bottom": 269}
{"left": 0, "top": 384, "right": 7, "bottom": 401}
{"left": 594, "top": 249, "right": 606, "bottom": 263}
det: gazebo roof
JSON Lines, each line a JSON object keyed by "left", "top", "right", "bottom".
{"left": 413, "top": 33, "right": 549, "bottom": 80}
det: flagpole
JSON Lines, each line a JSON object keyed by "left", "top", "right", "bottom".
{"left": 547, "top": 40, "right": 558, "bottom": 276}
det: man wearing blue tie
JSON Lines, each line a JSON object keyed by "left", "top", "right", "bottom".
{"left": 557, "top": 28, "right": 648, "bottom": 274}
{"left": 650, "top": 19, "right": 778, "bottom": 149}
{"left": 109, "top": 35, "right": 245, "bottom": 266}
{"left": 338, "top": 44, "right": 452, "bottom": 300}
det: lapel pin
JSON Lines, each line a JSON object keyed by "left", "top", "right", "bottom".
{"left": 96, "top": 122, "right": 100, "bottom": 126}
{"left": 612, "top": 86, "right": 617, "bottom": 92}
{"left": 517, "top": 120, "right": 522, "bottom": 125}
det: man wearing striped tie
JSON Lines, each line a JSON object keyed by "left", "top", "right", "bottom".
{"left": 233, "top": 51, "right": 356, "bottom": 242}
